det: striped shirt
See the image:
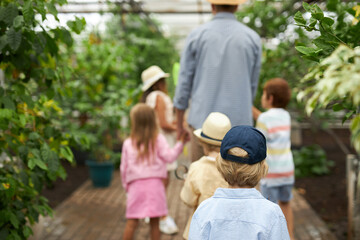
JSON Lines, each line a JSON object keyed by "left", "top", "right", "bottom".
{"left": 173, "top": 12, "right": 262, "bottom": 129}
{"left": 256, "top": 108, "right": 294, "bottom": 187}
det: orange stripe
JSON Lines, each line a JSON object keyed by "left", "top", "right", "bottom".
{"left": 267, "top": 125, "right": 290, "bottom": 133}
{"left": 265, "top": 171, "right": 294, "bottom": 178}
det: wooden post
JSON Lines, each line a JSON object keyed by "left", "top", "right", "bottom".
{"left": 347, "top": 154, "right": 360, "bottom": 240}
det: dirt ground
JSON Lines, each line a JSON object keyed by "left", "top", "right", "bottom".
{"left": 42, "top": 128, "right": 354, "bottom": 240}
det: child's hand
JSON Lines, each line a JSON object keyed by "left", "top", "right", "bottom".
{"left": 180, "top": 131, "right": 190, "bottom": 143}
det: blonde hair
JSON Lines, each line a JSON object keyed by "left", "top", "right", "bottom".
{"left": 216, "top": 147, "right": 268, "bottom": 187}
{"left": 130, "top": 103, "right": 158, "bottom": 162}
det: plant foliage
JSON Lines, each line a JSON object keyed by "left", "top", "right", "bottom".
{"left": 293, "top": 145, "right": 335, "bottom": 178}
{"left": 295, "top": 0, "right": 360, "bottom": 153}
{"left": 58, "top": 5, "right": 179, "bottom": 164}
{"left": 0, "top": 0, "right": 85, "bottom": 239}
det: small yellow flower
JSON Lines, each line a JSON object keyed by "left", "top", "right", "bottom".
{"left": 353, "top": 5, "right": 360, "bottom": 25}
{"left": 2, "top": 183, "right": 10, "bottom": 189}
{"left": 126, "top": 98, "right": 132, "bottom": 106}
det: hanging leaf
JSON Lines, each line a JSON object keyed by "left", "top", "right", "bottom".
{"left": 6, "top": 28, "right": 22, "bottom": 52}
{"left": 2, "top": 3, "right": 18, "bottom": 25}
{"left": 23, "top": 1, "right": 34, "bottom": 24}
{"left": 13, "top": 16, "right": 24, "bottom": 30}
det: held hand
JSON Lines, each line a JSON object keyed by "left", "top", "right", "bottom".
{"left": 180, "top": 130, "right": 190, "bottom": 143}
{"left": 176, "top": 124, "right": 184, "bottom": 140}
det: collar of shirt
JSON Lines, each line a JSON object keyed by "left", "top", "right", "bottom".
{"left": 213, "top": 12, "right": 237, "bottom": 21}
{"left": 213, "top": 188, "right": 265, "bottom": 199}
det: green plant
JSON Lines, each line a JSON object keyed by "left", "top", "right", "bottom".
{"left": 294, "top": 0, "right": 360, "bottom": 153}
{"left": 0, "top": 0, "right": 85, "bottom": 239}
{"left": 58, "top": 5, "right": 179, "bottom": 164}
{"left": 293, "top": 145, "right": 335, "bottom": 178}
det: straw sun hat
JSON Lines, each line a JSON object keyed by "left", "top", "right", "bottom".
{"left": 194, "top": 112, "right": 232, "bottom": 146}
{"left": 206, "top": 0, "right": 247, "bottom": 5}
{"left": 141, "top": 65, "right": 170, "bottom": 92}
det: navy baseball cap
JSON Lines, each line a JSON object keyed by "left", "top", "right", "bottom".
{"left": 220, "top": 125, "right": 267, "bottom": 165}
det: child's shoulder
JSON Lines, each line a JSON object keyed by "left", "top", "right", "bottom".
{"left": 259, "top": 108, "right": 290, "bottom": 120}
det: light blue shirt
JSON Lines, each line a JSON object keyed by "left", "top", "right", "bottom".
{"left": 173, "top": 12, "right": 262, "bottom": 129}
{"left": 189, "top": 188, "right": 290, "bottom": 240}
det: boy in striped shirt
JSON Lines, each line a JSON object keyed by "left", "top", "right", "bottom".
{"left": 252, "top": 78, "right": 294, "bottom": 240}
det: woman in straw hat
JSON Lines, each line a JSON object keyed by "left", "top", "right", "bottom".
{"left": 180, "top": 112, "right": 231, "bottom": 239}
{"left": 140, "top": 65, "right": 181, "bottom": 235}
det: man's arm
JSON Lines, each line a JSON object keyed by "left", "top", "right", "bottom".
{"left": 250, "top": 39, "right": 262, "bottom": 101}
{"left": 176, "top": 108, "right": 186, "bottom": 140}
{"left": 173, "top": 32, "right": 197, "bottom": 139}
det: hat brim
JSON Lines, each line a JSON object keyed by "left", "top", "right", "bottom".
{"left": 194, "top": 129, "right": 222, "bottom": 146}
{"left": 141, "top": 72, "right": 170, "bottom": 91}
{"left": 206, "top": 0, "right": 247, "bottom": 5}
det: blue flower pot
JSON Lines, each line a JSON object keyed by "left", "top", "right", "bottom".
{"left": 86, "top": 160, "right": 114, "bottom": 188}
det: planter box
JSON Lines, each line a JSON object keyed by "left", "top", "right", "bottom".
{"left": 86, "top": 161, "right": 114, "bottom": 188}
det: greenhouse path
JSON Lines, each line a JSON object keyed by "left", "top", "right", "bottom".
{"left": 33, "top": 152, "right": 338, "bottom": 240}
{"left": 33, "top": 176, "right": 338, "bottom": 240}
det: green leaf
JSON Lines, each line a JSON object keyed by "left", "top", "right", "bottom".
{"left": 9, "top": 230, "right": 21, "bottom": 240}
{"left": 40, "top": 143, "right": 51, "bottom": 162}
{"left": 322, "top": 17, "right": 335, "bottom": 27}
{"left": 332, "top": 103, "right": 343, "bottom": 112}
{"left": 6, "top": 28, "right": 22, "bottom": 51}
{"left": 0, "top": 109, "right": 13, "bottom": 119}
{"left": 9, "top": 212, "right": 19, "bottom": 229}
{"left": 29, "top": 132, "right": 40, "bottom": 141}
{"left": 66, "top": 17, "right": 86, "bottom": 35}
{"left": 46, "top": 3, "right": 59, "bottom": 21}
{"left": 13, "top": 16, "right": 24, "bottom": 30}
{"left": 295, "top": 46, "right": 322, "bottom": 56}
{"left": 23, "top": 1, "right": 34, "bottom": 24}
{"left": 46, "top": 151, "right": 59, "bottom": 174}
{"left": 23, "top": 226, "right": 32, "bottom": 238}
{"left": 309, "top": 17, "right": 317, "bottom": 28}
{"left": 34, "top": 0, "right": 46, "bottom": 21}
{"left": 2, "top": 96, "right": 16, "bottom": 110}
{"left": 2, "top": 3, "right": 18, "bottom": 25}
{"left": 19, "top": 114, "right": 26, "bottom": 127}
{"left": 302, "top": 2, "right": 312, "bottom": 12}
{"left": 28, "top": 158, "right": 36, "bottom": 169}
{"left": 60, "top": 146, "right": 74, "bottom": 163}
{"left": 326, "top": 0, "right": 338, "bottom": 11}
{"left": 294, "top": 11, "right": 306, "bottom": 25}
{"left": 58, "top": 165, "right": 67, "bottom": 180}
{"left": 343, "top": 111, "right": 356, "bottom": 124}
{"left": 0, "top": 35, "right": 7, "bottom": 52}
{"left": 20, "top": 95, "right": 34, "bottom": 108}
{"left": 34, "top": 158, "right": 48, "bottom": 170}
{"left": 312, "top": 5, "right": 324, "bottom": 20}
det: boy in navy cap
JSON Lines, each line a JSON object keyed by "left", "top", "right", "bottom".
{"left": 188, "top": 125, "right": 290, "bottom": 240}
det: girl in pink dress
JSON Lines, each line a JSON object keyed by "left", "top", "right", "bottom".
{"left": 121, "top": 103, "right": 188, "bottom": 240}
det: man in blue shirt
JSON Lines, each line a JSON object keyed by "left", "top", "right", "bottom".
{"left": 188, "top": 126, "right": 290, "bottom": 240}
{"left": 173, "top": 0, "right": 262, "bottom": 162}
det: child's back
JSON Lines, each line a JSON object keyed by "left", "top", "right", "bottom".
{"left": 120, "top": 103, "right": 187, "bottom": 240}
{"left": 190, "top": 188, "right": 288, "bottom": 239}
{"left": 180, "top": 112, "right": 230, "bottom": 239}
{"left": 256, "top": 108, "right": 294, "bottom": 186}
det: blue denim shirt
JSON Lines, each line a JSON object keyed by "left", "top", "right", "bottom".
{"left": 189, "top": 188, "right": 290, "bottom": 240}
{"left": 173, "top": 12, "right": 262, "bottom": 129}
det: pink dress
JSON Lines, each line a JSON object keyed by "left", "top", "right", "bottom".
{"left": 120, "top": 134, "right": 184, "bottom": 219}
